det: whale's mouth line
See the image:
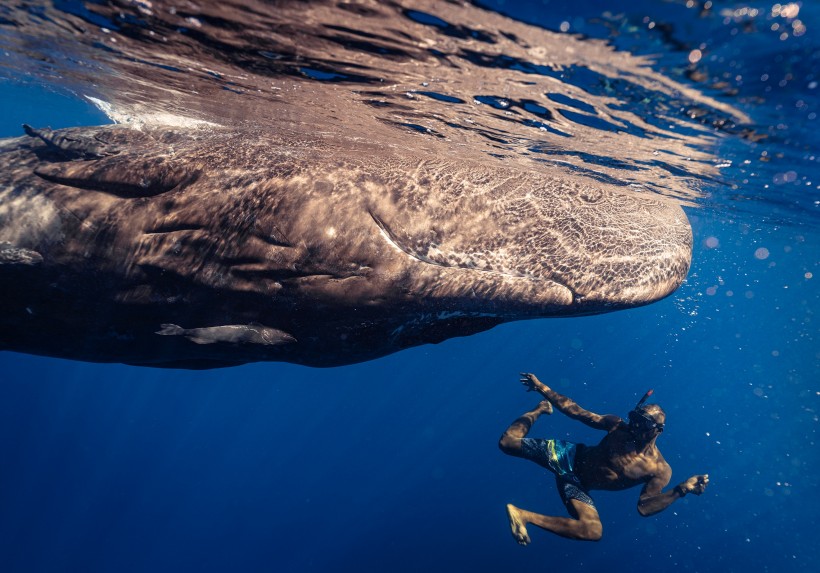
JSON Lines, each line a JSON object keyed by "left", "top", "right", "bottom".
{"left": 369, "top": 210, "right": 446, "bottom": 267}
{"left": 367, "top": 210, "right": 579, "bottom": 301}
{"left": 369, "top": 209, "right": 514, "bottom": 276}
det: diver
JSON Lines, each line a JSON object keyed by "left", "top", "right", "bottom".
{"left": 499, "top": 372, "right": 709, "bottom": 543}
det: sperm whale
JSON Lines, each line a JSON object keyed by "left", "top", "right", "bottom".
{"left": 0, "top": 124, "right": 691, "bottom": 368}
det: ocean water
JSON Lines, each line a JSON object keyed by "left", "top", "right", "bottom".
{"left": 0, "top": 1, "right": 818, "bottom": 572}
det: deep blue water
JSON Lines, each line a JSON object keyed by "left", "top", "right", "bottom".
{"left": 0, "top": 2, "right": 818, "bottom": 572}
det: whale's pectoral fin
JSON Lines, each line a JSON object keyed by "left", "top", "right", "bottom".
{"left": 33, "top": 156, "right": 199, "bottom": 198}
{"left": 23, "top": 124, "right": 119, "bottom": 159}
{"left": 0, "top": 242, "right": 43, "bottom": 267}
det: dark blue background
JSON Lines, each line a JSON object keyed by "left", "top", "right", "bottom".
{"left": 1, "top": 2, "right": 818, "bottom": 571}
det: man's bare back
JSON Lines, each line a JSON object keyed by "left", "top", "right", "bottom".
{"left": 499, "top": 373, "right": 709, "bottom": 543}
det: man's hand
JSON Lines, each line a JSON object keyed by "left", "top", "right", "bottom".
{"left": 519, "top": 372, "right": 547, "bottom": 393}
{"left": 678, "top": 474, "right": 709, "bottom": 496}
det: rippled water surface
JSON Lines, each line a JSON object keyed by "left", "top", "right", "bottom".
{"left": 0, "top": 2, "right": 817, "bottom": 572}
{"left": 0, "top": 0, "right": 757, "bottom": 200}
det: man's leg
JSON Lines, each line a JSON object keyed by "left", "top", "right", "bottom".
{"left": 500, "top": 400, "right": 601, "bottom": 544}
{"left": 506, "top": 500, "right": 603, "bottom": 543}
{"left": 498, "top": 400, "right": 552, "bottom": 457}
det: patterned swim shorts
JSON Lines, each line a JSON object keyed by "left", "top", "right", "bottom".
{"left": 520, "top": 437, "right": 596, "bottom": 509}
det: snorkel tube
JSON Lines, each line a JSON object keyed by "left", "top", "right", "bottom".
{"left": 635, "top": 389, "right": 654, "bottom": 411}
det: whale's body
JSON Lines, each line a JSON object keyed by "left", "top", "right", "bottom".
{"left": 0, "top": 0, "right": 740, "bottom": 368}
{"left": 0, "top": 124, "right": 691, "bottom": 368}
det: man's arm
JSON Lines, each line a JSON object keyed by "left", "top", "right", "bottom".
{"left": 637, "top": 467, "right": 710, "bottom": 517}
{"left": 519, "top": 373, "right": 621, "bottom": 431}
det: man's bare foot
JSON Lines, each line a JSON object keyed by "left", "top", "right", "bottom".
{"left": 536, "top": 400, "right": 553, "bottom": 415}
{"left": 506, "top": 504, "right": 531, "bottom": 546}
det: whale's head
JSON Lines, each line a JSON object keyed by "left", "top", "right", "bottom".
{"left": 247, "top": 150, "right": 692, "bottom": 364}
{"left": 0, "top": 127, "right": 692, "bottom": 368}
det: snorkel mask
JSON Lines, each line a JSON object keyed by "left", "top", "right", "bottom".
{"left": 628, "top": 389, "right": 664, "bottom": 433}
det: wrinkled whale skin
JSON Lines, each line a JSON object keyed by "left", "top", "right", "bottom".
{"left": 0, "top": 125, "right": 692, "bottom": 368}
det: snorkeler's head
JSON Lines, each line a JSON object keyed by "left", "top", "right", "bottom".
{"left": 628, "top": 390, "right": 665, "bottom": 434}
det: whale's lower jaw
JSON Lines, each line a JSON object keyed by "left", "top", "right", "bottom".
{"left": 0, "top": 261, "right": 671, "bottom": 369}
{"left": 370, "top": 195, "right": 693, "bottom": 314}
{"left": 0, "top": 263, "right": 685, "bottom": 370}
